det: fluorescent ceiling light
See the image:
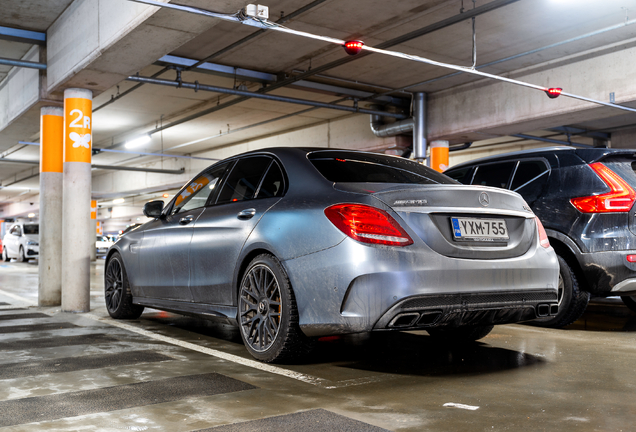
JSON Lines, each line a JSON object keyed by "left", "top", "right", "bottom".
{"left": 113, "top": 198, "right": 125, "bottom": 204}
{"left": 125, "top": 134, "right": 151, "bottom": 149}
{"left": 27, "top": 213, "right": 35, "bottom": 218}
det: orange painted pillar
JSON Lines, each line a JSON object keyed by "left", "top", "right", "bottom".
{"left": 39, "top": 106, "right": 64, "bottom": 306}
{"left": 90, "top": 200, "right": 97, "bottom": 261}
{"left": 430, "top": 140, "right": 449, "bottom": 173}
{"left": 61, "top": 88, "right": 93, "bottom": 313}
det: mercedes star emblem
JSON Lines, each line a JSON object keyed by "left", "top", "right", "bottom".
{"left": 479, "top": 192, "right": 490, "bottom": 207}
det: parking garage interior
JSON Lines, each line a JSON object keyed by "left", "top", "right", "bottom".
{"left": 1, "top": 0, "right": 636, "bottom": 430}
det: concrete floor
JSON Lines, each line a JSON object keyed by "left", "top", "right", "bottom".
{"left": 0, "top": 258, "right": 635, "bottom": 431}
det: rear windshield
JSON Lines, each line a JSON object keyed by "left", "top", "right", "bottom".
{"left": 23, "top": 225, "right": 39, "bottom": 235}
{"left": 601, "top": 157, "right": 636, "bottom": 188}
{"left": 308, "top": 151, "right": 456, "bottom": 185}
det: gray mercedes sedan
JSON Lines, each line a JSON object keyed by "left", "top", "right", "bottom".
{"left": 104, "top": 147, "right": 559, "bottom": 363}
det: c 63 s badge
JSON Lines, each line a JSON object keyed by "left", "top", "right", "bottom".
{"left": 393, "top": 199, "right": 428, "bottom": 206}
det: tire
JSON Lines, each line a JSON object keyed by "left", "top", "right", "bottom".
{"left": 427, "top": 325, "right": 494, "bottom": 343}
{"left": 1, "top": 248, "right": 9, "bottom": 262}
{"left": 621, "top": 296, "right": 636, "bottom": 313}
{"left": 104, "top": 252, "right": 144, "bottom": 319}
{"left": 238, "top": 254, "right": 313, "bottom": 363}
{"left": 17, "top": 246, "right": 25, "bottom": 263}
{"left": 532, "top": 254, "right": 589, "bottom": 328}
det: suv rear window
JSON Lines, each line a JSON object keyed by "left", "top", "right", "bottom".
{"left": 471, "top": 162, "right": 516, "bottom": 188}
{"left": 308, "top": 151, "right": 455, "bottom": 185}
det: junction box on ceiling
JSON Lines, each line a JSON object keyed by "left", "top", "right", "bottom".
{"left": 246, "top": 4, "right": 269, "bottom": 19}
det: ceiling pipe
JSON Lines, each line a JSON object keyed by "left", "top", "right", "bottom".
{"left": 0, "top": 173, "right": 39, "bottom": 189}
{"left": 18, "top": 141, "right": 217, "bottom": 161}
{"left": 126, "top": 74, "right": 407, "bottom": 119}
{"left": 390, "top": 17, "right": 636, "bottom": 96}
{"left": 511, "top": 133, "right": 592, "bottom": 148}
{"left": 370, "top": 115, "right": 414, "bottom": 138}
{"left": 0, "top": 57, "right": 46, "bottom": 70}
{"left": 449, "top": 142, "right": 472, "bottom": 152}
{"left": 0, "top": 157, "right": 185, "bottom": 174}
{"left": 413, "top": 93, "right": 427, "bottom": 162}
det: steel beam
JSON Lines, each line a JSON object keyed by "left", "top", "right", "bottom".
{"left": 0, "top": 26, "right": 46, "bottom": 45}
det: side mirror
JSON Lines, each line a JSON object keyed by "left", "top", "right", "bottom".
{"left": 143, "top": 200, "right": 164, "bottom": 218}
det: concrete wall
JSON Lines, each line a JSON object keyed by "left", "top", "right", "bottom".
{"left": 0, "top": 46, "right": 40, "bottom": 134}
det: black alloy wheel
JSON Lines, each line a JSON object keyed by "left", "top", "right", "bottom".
{"left": 238, "top": 254, "right": 313, "bottom": 363}
{"left": 1, "top": 248, "right": 8, "bottom": 262}
{"left": 240, "top": 263, "right": 282, "bottom": 352}
{"left": 17, "top": 246, "right": 25, "bottom": 263}
{"left": 104, "top": 252, "right": 144, "bottom": 319}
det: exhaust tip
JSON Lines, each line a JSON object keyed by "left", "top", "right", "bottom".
{"left": 537, "top": 304, "right": 550, "bottom": 317}
{"left": 550, "top": 304, "right": 559, "bottom": 316}
{"left": 389, "top": 313, "right": 420, "bottom": 328}
{"left": 417, "top": 311, "right": 442, "bottom": 327}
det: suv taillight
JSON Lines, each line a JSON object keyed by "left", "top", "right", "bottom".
{"left": 570, "top": 162, "right": 636, "bottom": 213}
{"left": 535, "top": 217, "right": 550, "bottom": 248}
{"left": 324, "top": 204, "right": 413, "bottom": 247}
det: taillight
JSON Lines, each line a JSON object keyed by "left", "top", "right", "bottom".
{"left": 570, "top": 162, "right": 636, "bottom": 213}
{"left": 535, "top": 217, "right": 550, "bottom": 248}
{"left": 324, "top": 204, "right": 413, "bottom": 247}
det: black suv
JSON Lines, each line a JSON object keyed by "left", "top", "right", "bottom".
{"left": 445, "top": 147, "right": 636, "bottom": 327}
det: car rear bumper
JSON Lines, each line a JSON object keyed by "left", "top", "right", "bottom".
{"left": 284, "top": 237, "right": 559, "bottom": 337}
{"left": 577, "top": 250, "right": 636, "bottom": 295}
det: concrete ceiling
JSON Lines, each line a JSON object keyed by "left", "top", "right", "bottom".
{"left": 1, "top": 0, "right": 636, "bottom": 213}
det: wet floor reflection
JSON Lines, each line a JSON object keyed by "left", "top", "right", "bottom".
{"left": 567, "top": 301, "right": 636, "bottom": 332}
{"left": 141, "top": 311, "right": 543, "bottom": 375}
{"left": 309, "top": 331, "right": 545, "bottom": 376}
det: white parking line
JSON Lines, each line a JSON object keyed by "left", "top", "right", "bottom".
{"left": 83, "top": 313, "right": 328, "bottom": 387}
{"left": 0, "top": 288, "right": 385, "bottom": 389}
{"left": 0, "top": 289, "right": 35, "bottom": 305}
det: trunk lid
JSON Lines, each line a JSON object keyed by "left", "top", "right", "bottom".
{"left": 343, "top": 183, "right": 537, "bottom": 260}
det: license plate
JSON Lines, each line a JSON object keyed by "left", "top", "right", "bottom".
{"left": 451, "top": 217, "right": 509, "bottom": 242}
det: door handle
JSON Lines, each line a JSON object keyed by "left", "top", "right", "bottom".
{"left": 237, "top": 208, "right": 256, "bottom": 219}
{"left": 179, "top": 215, "right": 194, "bottom": 225}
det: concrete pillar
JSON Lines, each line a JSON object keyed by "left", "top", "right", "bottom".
{"left": 38, "top": 106, "right": 64, "bottom": 306}
{"left": 413, "top": 92, "right": 427, "bottom": 163}
{"left": 430, "top": 140, "right": 450, "bottom": 172}
{"left": 90, "top": 200, "right": 97, "bottom": 262}
{"left": 61, "top": 88, "right": 92, "bottom": 313}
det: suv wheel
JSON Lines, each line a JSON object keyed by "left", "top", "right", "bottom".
{"left": 620, "top": 296, "right": 636, "bottom": 313}
{"left": 533, "top": 255, "right": 590, "bottom": 328}
{"left": 1, "top": 248, "right": 8, "bottom": 262}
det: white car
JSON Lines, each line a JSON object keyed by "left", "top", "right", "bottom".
{"left": 96, "top": 235, "right": 114, "bottom": 256}
{"left": 2, "top": 223, "right": 39, "bottom": 262}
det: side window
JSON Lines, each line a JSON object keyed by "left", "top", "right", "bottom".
{"left": 256, "top": 161, "right": 285, "bottom": 199}
{"left": 172, "top": 163, "right": 229, "bottom": 215}
{"left": 445, "top": 167, "right": 474, "bottom": 184}
{"left": 511, "top": 160, "right": 550, "bottom": 203}
{"left": 11, "top": 226, "right": 22, "bottom": 236}
{"left": 217, "top": 157, "right": 272, "bottom": 204}
{"left": 471, "top": 162, "right": 516, "bottom": 188}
